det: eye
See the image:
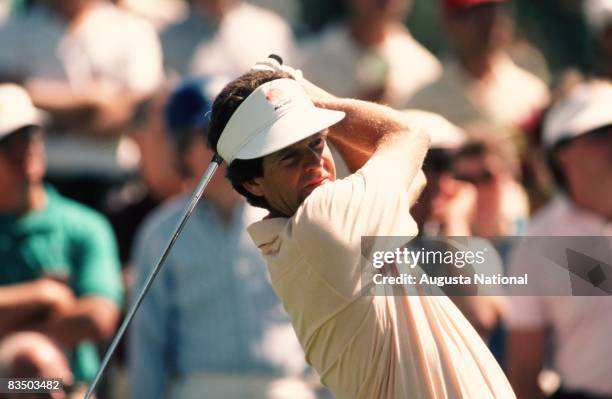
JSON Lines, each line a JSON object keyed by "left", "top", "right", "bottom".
{"left": 310, "top": 135, "right": 326, "bottom": 150}
{"left": 279, "top": 151, "right": 298, "bottom": 166}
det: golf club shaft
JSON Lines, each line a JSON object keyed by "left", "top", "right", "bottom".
{"left": 84, "top": 154, "right": 223, "bottom": 399}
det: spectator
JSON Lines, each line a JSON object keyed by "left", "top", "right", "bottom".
{"left": 506, "top": 80, "right": 612, "bottom": 399}
{"left": 129, "top": 77, "right": 322, "bottom": 399}
{"left": 452, "top": 128, "right": 529, "bottom": 238}
{"left": 0, "top": 0, "right": 163, "bottom": 211}
{"left": 0, "top": 84, "right": 122, "bottom": 396}
{"left": 408, "top": 110, "right": 475, "bottom": 237}
{"left": 407, "top": 110, "right": 505, "bottom": 344}
{"left": 409, "top": 0, "right": 549, "bottom": 129}
{"left": 161, "top": 0, "right": 298, "bottom": 79}
{"left": 106, "top": 87, "right": 184, "bottom": 268}
{"left": 300, "top": 0, "right": 441, "bottom": 106}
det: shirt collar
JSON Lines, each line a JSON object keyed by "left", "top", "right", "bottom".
{"left": 247, "top": 217, "right": 288, "bottom": 249}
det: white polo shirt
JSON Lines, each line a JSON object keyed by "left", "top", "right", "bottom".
{"left": 248, "top": 160, "right": 515, "bottom": 398}
{"left": 507, "top": 196, "right": 612, "bottom": 395}
{"left": 188, "top": 2, "right": 298, "bottom": 80}
{"left": 408, "top": 54, "right": 549, "bottom": 128}
{"left": 300, "top": 23, "right": 441, "bottom": 108}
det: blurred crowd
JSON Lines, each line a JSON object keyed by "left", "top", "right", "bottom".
{"left": 0, "top": 0, "right": 611, "bottom": 398}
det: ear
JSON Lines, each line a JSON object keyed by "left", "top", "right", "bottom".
{"left": 241, "top": 178, "right": 266, "bottom": 197}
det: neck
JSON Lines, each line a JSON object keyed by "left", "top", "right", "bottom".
{"left": 57, "top": 0, "right": 97, "bottom": 25}
{"left": 456, "top": 50, "right": 498, "bottom": 80}
{"left": 348, "top": 17, "right": 388, "bottom": 47}
{"left": 0, "top": 183, "right": 46, "bottom": 215}
{"left": 195, "top": 0, "right": 237, "bottom": 23}
{"left": 266, "top": 208, "right": 288, "bottom": 219}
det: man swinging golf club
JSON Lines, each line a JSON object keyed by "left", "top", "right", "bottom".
{"left": 207, "top": 58, "right": 515, "bottom": 398}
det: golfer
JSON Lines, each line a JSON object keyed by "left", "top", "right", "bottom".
{"left": 207, "top": 63, "right": 515, "bottom": 398}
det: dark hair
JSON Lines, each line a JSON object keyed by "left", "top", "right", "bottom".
{"left": 207, "top": 70, "right": 292, "bottom": 208}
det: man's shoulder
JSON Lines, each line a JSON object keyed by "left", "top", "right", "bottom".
{"left": 136, "top": 194, "right": 191, "bottom": 240}
{"left": 47, "top": 189, "right": 112, "bottom": 234}
{"left": 407, "top": 61, "right": 465, "bottom": 107}
{"left": 523, "top": 197, "right": 569, "bottom": 236}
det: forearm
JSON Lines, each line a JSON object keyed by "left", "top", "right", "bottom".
{"left": 0, "top": 281, "right": 51, "bottom": 314}
{"left": 25, "top": 79, "right": 94, "bottom": 112}
{"left": 0, "top": 308, "right": 50, "bottom": 338}
{"left": 0, "top": 282, "right": 55, "bottom": 337}
{"left": 37, "top": 297, "right": 119, "bottom": 347}
{"left": 25, "top": 78, "right": 138, "bottom": 136}
{"left": 316, "top": 97, "right": 415, "bottom": 172}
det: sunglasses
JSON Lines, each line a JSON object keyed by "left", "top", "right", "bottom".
{"left": 0, "top": 125, "right": 42, "bottom": 152}
{"left": 453, "top": 170, "right": 494, "bottom": 185}
{"left": 424, "top": 149, "right": 455, "bottom": 173}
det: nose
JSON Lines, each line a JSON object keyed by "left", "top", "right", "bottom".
{"left": 303, "top": 145, "right": 323, "bottom": 170}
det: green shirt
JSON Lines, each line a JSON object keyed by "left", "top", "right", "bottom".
{"left": 0, "top": 186, "right": 123, "bottom": 382}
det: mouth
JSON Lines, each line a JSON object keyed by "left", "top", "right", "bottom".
{"left": 303, "top": 176, "right": 329, "bottom": 190}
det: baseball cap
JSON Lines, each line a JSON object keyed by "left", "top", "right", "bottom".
{"left": 0, "top": 84, "right": 45, "bottom": 140}
{"left": 217, "top": 78, "right": 345, "bottom": 164}
{"left": 403, "top": 110, "right": 466, "bottom": 150}
{"left": 543, "top": 80, "right": 612, "bottom": 149}
{"left": 165, "top": 76, "right": 228, "bottom": 137}
{"left": 442, "top": 0, "right": 506, "bottom": 12}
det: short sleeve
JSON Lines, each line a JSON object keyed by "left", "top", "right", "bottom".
{"left": 123, "top": 19, "right": 163, "bottom": 94}
{"left": 70, "top": 211, "right": 123, "bottom": 306}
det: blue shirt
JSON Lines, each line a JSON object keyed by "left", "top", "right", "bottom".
{"left": 129, "top": 196, "right": 309, "bottom": 399}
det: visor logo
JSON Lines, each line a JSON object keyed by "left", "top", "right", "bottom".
{"left": 265, "top": 87, "right": 291, "bottom": 110}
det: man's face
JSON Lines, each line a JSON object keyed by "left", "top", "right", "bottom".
{"left": 446, "top": 3, "right": 510, "bottom": 59}
{"left": 44, "top": 0, "right": 90, "bottom": 18}
{"left": 555, "top": 126, "right": 612, "bottom": 213}
{"left": 0, "top": 127, "right": 46, "bottom": 188}
{"left": 243, "top": 131, "right": 336, "bottom": 217}
{"left": 193, "top": 0, "right": 237, "bottom": 20}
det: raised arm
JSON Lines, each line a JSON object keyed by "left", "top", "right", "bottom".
{"left": 317, "top": 96, "right": 429, "bottom": 191}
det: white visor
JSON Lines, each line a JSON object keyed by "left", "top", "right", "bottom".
{"left": 217, "top": 78, "right": 345, "bottom": 164}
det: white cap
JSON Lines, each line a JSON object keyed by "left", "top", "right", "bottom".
{"left": 0, "top": 84, "right": 45, "bottom": 140}
{"left": 403, "top": 109, "right": 466, "bottom": 150}
{"left": 543, "top": 80, "right": 612, "bottom": 149}
{"left": 217, "top": 78, "right": 345, "bottom": 164}
{"left": 584, "top": 0, "right": 612, "bottom": 33}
